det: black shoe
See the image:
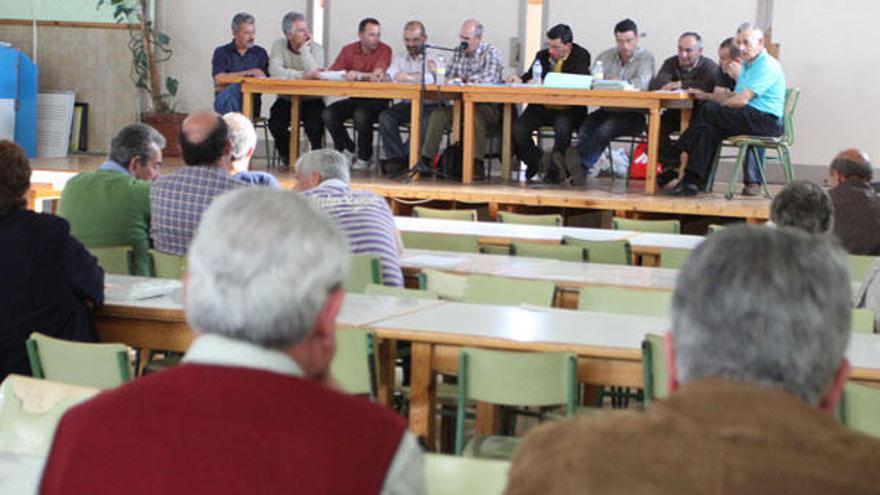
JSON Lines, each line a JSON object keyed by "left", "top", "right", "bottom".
{"left": 657, "top": 168, "right": 679, "bottom": 188}
{"left": 381, "top": 159, "right": 407, "bottom": 177}
{"left": 671, "top": 180, "right": 700, "bottom": 197}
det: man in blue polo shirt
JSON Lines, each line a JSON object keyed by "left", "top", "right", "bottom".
{"left": 212, "top": 13, "right": 270, "bottom": 115}
{"left": 671, "top": 23, "right": 785, "bottom": 197}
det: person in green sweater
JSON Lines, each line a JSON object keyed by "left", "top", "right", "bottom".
{"left": 58, "top": 123, "right": 165, "bottom": 276}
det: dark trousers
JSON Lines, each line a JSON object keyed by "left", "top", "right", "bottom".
{"left": 378, "top": 102, "right": 437, "bottom": 162}
{"left": 322, "top": 98, "right": 388, "bottom": 161}
{"left": 513, "top": 105, "right": 587, "bottom": 171}
{"left": 577, "top": 109, "right": 646, "bottom": 170}
{"left": 677, "top": 101, "right": 782, "bottom": 182}
{"left": 268, "top": 97, "right": 325, "bottom": 159}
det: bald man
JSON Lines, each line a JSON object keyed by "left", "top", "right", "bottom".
{"left": 150, "top": 111, "right": 247, "bottom": 255}
{"left": 829, "top": 148, "right": 880, "bottom": 255}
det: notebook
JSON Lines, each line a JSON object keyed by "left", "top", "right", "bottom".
{"left": 543, "top": 72, "right": 593, "bottom": 90}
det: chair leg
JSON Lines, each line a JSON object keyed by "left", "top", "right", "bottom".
{"left": 706, "top": 146, "right": 723, "bottom": 193}
{"left": 753, "top": 147, "right": 772, "bottom": 198}
{"left": 781, "top": 145, "right": 795, "bottom": 182}
{"left": 262, "top": 124, "right": 273, "bottom": 170}
{"left": 725, "top": 144, "right": 749, "bottom": 200}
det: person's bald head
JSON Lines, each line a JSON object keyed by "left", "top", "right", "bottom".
{"left": 830, "top": 148, "right": 873, "bottom": 186}
{"left": 459, "top": 19, "right": 483, "bottom": 54}
{"left": 179, "top": 111, "right": 231, "bottom": 167}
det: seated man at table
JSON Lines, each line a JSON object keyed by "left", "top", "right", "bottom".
{"left": 212, "top": 13, "right": 269, "bottom": 115}
{"left": 296, "top": 149, "right": 404, "bottom": 287}
{"left": 829, "top": 148, "right": 880, "bottom": 255}
{"left": 323, "top": 17, "right": 393, "bottom": 171}
{"left": 505, "top": 225, "right": 880, "bottom": 494}
{"left": 508, "top": 23, "right": 591, "bottom": 181}
{"left": 419, "top": 19, "right": 504, "bottom": 180}
{"left": 769, "top": 180, "right": 833, "bottom": 234}
{"left": 570, "top": 19, "right": 654, "bottom": 185}
{"left": 150, "top": 111, "right": 246, "bottom": 256}
{"left": 58, "top": 123, "right": 164, "bottom": 275}
{"left": 650, "top": 32, "right": 719, "bottom": 187}
{"left": 671, "top": 23, "right": 785, "bottom": 197}
{"left": 40, "top": 188, "right": 425, "bottom": 494}
{"left": 223, "top": 112, "right": 280, "bottom": 188}
{"left": 268, "top": 11, "right": 326, "bottom": 165}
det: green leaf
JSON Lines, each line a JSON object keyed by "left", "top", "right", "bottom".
{"left": 166, "top": 77, "right": 179, "bottom": 97}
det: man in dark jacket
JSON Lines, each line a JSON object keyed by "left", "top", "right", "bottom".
{"left": 829, "top": 148, "right": 880, "bottom": 255}
{"left": 508, "top": 24, "right": 591, "bottom": 181}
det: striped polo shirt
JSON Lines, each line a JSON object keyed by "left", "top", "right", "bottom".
{"left": 304, "top": 179, "right": 403, "bottom": 287}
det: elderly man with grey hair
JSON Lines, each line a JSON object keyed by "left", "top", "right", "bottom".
{"left": 296, "top": 149, "right": 404, "bottom": 286}
{"left": 769, "top": 180, "right": 834, "bottom": 233}
{"left": 212, "top": 12, "right": 270, "bottom": 115}
{"left": 40, "top": 189, "right": 426, "bottom": 494}
{"left": 505, "top": 226, "right": 880, "bottom": 495}
{"left": 222, "top": 112, "right": 280, "bottom": 188}
{"left": 268, "top": 11, "right": 326, "bottom": 165}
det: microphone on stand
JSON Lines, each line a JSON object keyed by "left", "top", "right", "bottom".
{"left": 456, "top": 41, "right": 468, "bottom": 51}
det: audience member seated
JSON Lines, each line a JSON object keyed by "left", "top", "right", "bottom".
{"left": 212, "top": 13, "right": 269, "bottom": 115}
{"left": 0, "top": 140, "right": 103, "bottom": 382}
{"left": 40, "top": 188, "right": 425, "bottom": 494}
{"left": 223, "top": 112, "right": 280, "bottom": 188}
{"left": 323, "top": 17, "right": 393, "bottom": 171}
{"left": 505, "top": 226, "right": 880, "bottom": 494}
{"left": 57, "top": 123, "right": 164, "bottom": 275}
{"left": 150, "top": 111, "right": 245, "bottom": 256}
{"left": 268, "top": 11, "right": 326, "bottom": 164}
{"left": 829, "top": 148, "right": 880, "bottom": 255}
{"left": 296, "top": 150, "right": 404, "bottom": 287}
{"left": 769, "top": 180, "right": 833, "bottom": 234}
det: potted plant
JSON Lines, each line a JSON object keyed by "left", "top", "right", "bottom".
{"left": 97, "top": 0, "right": 184, "bottom": 155}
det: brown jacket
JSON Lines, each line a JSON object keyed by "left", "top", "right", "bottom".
{"left": 505, "top": 378, "right": 880, "bottom": 495}
{"left": 831, "top": 177, "right": 880, "bottom": 255}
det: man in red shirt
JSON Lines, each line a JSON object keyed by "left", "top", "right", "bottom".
{"left": 323, "top": 17, "right": 393, "bottom": 171}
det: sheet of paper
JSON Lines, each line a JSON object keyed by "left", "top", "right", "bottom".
{"left": 318, "top": 70, "right": 346, "bottom": 81}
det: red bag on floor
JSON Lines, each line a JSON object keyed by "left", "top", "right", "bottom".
{"left": 629, "top": 143, "right": 663, "bottom": 180}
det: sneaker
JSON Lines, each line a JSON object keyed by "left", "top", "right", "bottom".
{"left": 741, "top": 183, "right": 762, "bottom": 196}
{"left": 563, "top": 148, "right": 586, "bottom": 187}
{"left": 352, "top": 158, "right": 371, "bottom": 171}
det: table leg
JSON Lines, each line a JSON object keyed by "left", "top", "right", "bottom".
{"left": 376, "top": 339, "right": 397, "bottom": 409}
{"left": 242, "top": 87, "right": 253, "bottom": 120}
{"left": 409, "top": 342, "right": 437, "bottom": 450}
{"left": 451, "top": 100, "right": 462, "bottom": 143}
{"left": 462, "top": 99, "right": 475, "bottom": 184}
{"left": 409, "top": 97, "right": 423, "bottom": 170}
{"left": 289, "top": 95, "right": 301, "bottom": 168}
{"left": 502, "top": 104, "right": 514, "bottom": 181}
{"left": 475, "top": 401, "right": 499, "bottom": 436}
{"left": 645, "top": 107, "right": 661, "bottom": 194}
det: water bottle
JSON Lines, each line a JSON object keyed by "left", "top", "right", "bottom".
{"left": 593, "top": 60, "right": 604, "bottom": 81}
{"left": 435, "top": 55, "right": 446, "bottom": 85}
{"left": 532, "top": 59, "right": 543, "bottom": 85}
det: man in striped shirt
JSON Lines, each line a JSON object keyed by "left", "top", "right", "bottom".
{"left": 296, "top": 149, "right": 404, "bottom": 287}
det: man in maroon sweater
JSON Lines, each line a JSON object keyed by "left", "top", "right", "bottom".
{"left": 40, "top": 189, "right": 425, "bottom": 494}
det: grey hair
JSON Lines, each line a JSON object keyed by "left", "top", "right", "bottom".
{"left": 108, "top": 123, "right": 166, "bottom": 168}
{"left": 231, "top": 13, "right": 255, "bottom": 33}
{"left": 736, "top": 22, "right": 764, "bottom": 40}
{"left": 296, "top": 149, "right": 351, "bottom": 184}
{"left": 282, "top": 11, "right": 306, "bottom": 35}
{"left": 672, "top": 225, "right": 851, "bottom": 405}
{"left": 222, "top": 112, "right": 257, "bottom": 162}
{"left": 770, "top": 180, "right": 834, "bottom": 234}
{"left": 186, "top": 189, "right": 350, "bottom": 349}
{"left": 679, "top": 31, "right": 703, "bottom": 49}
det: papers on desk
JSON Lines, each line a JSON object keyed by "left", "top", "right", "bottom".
{"left": 318, "top": 70, "right": 346, "bottom": 81}
{"left": 105, "top": 278, "right": 182, "bottom": 301}
{"left": 591, "top": 80, "right": 636, "bottom": 91}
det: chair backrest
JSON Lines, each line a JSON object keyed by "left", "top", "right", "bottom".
{"left": 611, "top": 217, "right": 681, "bottom": 234}
{"left": 780, "top": 87, "right": 801, "bottom": 146}
{"left": 707, "top": 224, "right": 728, "bottom": 234}
{"left": 840, "top": 382, "right": 880, "bottom": 438}
{"left": 363, "top": 283, "right": 439, "bottom": 300}
{"left": 402, "top": 231, "right": 480, "bottom": 253}
{"left": 511, "top": 243, "right": 587, "bottom": 262}
{"left": 577, "top": 286, "right": 672, "bottom": 317}
{"left": 562, "top": 237, "right": 632, "bottom": 265}
{"left": 345, "top": 255, "right": 383, "bottom": 293}
{"left": 0, "top": 375, "right": 98, "bottom": 456}
{"left": 659, "top": 247, "right": 691, "bottom": 269}
{"left": 497, "top": 211, "right": 562, "bottom": 227}
{"left": 422, "top": 269, "right": 470, "bottom": 301}
{"left": 26, "top": 332, "right": 131, "bottom": 389}
{"left": 456, "top": 348, "right": 577, "bottom": 454}
{"left": 413, "top": 206, "right": 478, "bottom": 221}
{"left": 641, "top": 333, "right": 669, "bottom": 406}
{"left": 462, "top": 274, "right": 557, "bottom": 307}
{"left": 330, "top": 328, "right": 376, "bottom": 397}
{"left": 852, "top": 308, "right": 875, "bottom": 334}
{"left": 424, "top": 454, "right": 510, "bottom": 495}
{"left": 149, "top": 249, "right": 187, "bottom": 279}
{"left": 88, "top": 246, "right": 134, "bottom": 275}
{"left": 849, "top": 255, "right": 877, "bottom": 284}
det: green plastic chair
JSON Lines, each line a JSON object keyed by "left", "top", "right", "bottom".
{"left": 402, "top": 232, "right": 480, "bottom": 253}
{"left": 852, "top": 308, "right": 875, "bottom": 334}
{"left": 88, "top": 246, "right": 134, "bottom": 275}
{"left": 510, "top": 243, "right": 587, "bottom": 262}
{"left": 497, "top": 211, "right": 562, "bottom": 226}
{"left": 26, "top": 332, "right": 131, "bottom": 390}
{"left": 331, "top": 328, "right": 377, "bottom": 397}
{"left": 424, "top": 454, "right": 510, "bottom": 495}
{"left": 149, "top": 249, "right": 187, "bottom": 279}
{"left": 0, "top": 375, "right": 99, "bottom": 456}
{"left": 611, "top": 217, "right": 681, "bottom": 234}
{"left": 462, "top": 274, "right": 557, "bottom": 308}
{"left": 577, "top": 286, "right": 672, "bottom": 317}
{"left": 345, "top": 255, "right": 383, "bottom": 293}
{"left": 707, "top": 87, "right": 801, "bottom": 199}
{"left": 562, "top": 237, "right": 632, "bottom": 265}
{"left": 708, "top": 224, "right": 728, "bottom": 234}
{"left": 422, "top": 269, "right": 470, "bottom": 301}
{"left": 641, "top": 333, "right": 669, "bottom": 407}
{"left": 455, "top": 348, "right": 578, "bottom": 458}
{"left": 363, "top": 283, "right": 439, "bottom": 300}
{"left": 659, "top": 247, "right": 691, "bottom": 269}
{"left": 413, "top": 206, "right": 478, "bottom": 221}
{"left": 840, "top": 382, "right": 880, "bottom": 438}
{"left": 849, "top": 255, "right": 877, "bottom": 284}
